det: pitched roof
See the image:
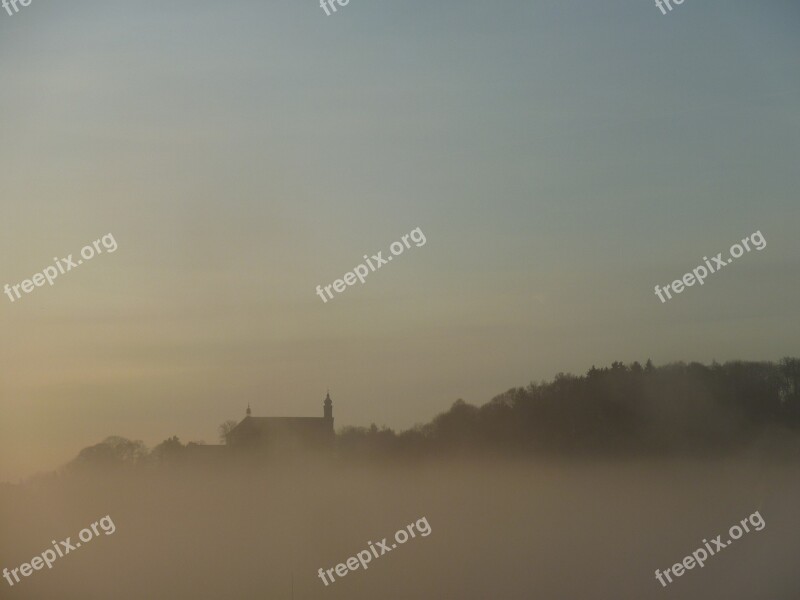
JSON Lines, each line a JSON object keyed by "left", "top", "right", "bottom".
{"left": 229, "top": 416, "right": 331, "bottom": 438}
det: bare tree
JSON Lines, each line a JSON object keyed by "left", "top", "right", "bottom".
{"left": 218, "top": 420, "right": 238, "bottom": 445}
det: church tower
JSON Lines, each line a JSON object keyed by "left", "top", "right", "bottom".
{"left": 324, "top": 391, "right": 333, "bottom": 421}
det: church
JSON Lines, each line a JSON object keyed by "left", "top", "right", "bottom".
{"left": 226, "top": 391, "right": 335, "bottom": 452}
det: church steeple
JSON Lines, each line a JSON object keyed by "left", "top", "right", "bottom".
{"left": 323, "top": 391, "right": 333, "bottom": 420}
{"left": 246, "top": 403, "right": 252, "bottom": 417}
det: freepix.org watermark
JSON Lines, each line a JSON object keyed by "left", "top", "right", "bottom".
{"left": 2, "top": 0, "right": 32, "bottom": 17}
{"left": 319, "top": 0, "right": 349, "bottom": 16}
{"left": 317, "top": 516, "right": 431, "bottom": 586}
{"left": 654, "top": 510, "right": 765, "bottom": 588}
{"left": 655, "top": 0, "right": 687, "bottom": 16}
{"left": 654, "top": 230, "right": 766, "bottom": 303}
{"left": 315, "top": 227, "right": 426, "bottom": 303}
{"left": 2, "top": 515, "right": 116, "bottom": 588}
{"left": 4, "top": 233, "right": 118, "bottom": 303}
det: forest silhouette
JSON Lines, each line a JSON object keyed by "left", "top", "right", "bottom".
{"left": 62, "top": 358, "right": 800, "bottom": 473}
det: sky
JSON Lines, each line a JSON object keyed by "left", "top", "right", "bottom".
{"left": 1, "top": 0, "right": 799, "bottom": 481}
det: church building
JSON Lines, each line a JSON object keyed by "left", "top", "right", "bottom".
{"left": 226, "top": 392, "right": 335, "bottom": 452}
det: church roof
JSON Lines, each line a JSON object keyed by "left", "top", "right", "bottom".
{"left": 229, "top": 415, "right": 331, "bottom": 438}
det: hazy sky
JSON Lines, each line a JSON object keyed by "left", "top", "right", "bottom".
{"left": 1, "top": 0, "right": 798, "bottom": 481}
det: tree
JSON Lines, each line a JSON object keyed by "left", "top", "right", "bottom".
{"left": 218, "top": 420, "right": 238, "bottom": 445}
{"left": 69, "top": 436, "right": 149, "bottom": 470}
{"left": 151, "top": 436, "right": 185, "bottom": 463}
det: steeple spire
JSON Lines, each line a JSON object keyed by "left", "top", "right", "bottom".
{"left": 324, "top": 391, "right": 333, "bottom": 420}
{"left": 246, "top": 403, "right": 252, "bottom": 417}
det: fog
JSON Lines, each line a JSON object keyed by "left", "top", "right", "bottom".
{"left": 1, "top": 454, "right": 798, "bottom": 599}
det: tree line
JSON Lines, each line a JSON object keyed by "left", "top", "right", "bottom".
{"left": 65, "top": 358, "right": 800, "bottom": 470}
{"left": 337, "top": 358, "right": 800, "bottom": 458}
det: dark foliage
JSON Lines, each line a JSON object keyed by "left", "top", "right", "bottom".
{"left": 66, "top": 358, "right": 800, "bottom": 468}
{"left": 336, "top": 358, "right": 800, "bottom": 458}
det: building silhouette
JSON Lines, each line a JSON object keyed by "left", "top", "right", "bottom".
{"left": 226, "top": 392, "right": 335, "bottom": 453}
